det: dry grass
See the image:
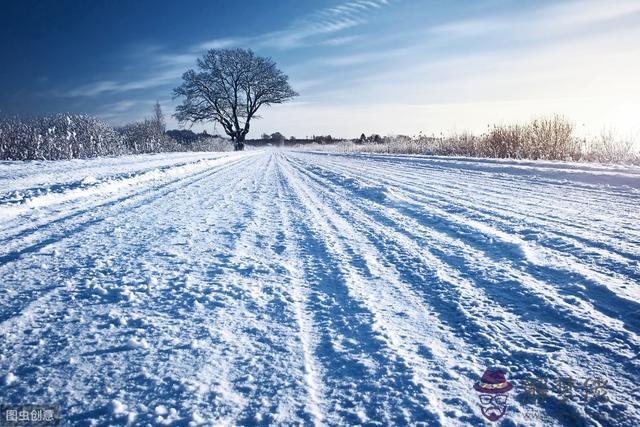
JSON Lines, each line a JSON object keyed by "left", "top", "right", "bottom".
{"left": 298, "top": 115, "right": 640, "bottom": 165}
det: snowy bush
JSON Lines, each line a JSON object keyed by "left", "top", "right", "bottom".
{"left": 117, "top": 120, "right": 176, "bottom": 154}
{"left": 0, "top": 112, "right": 232, "bottom": 160}
{"left": 0, "top": 114, "right": 124, "bottom": 160}
{"left": 580, "top": 129, "right": 639, "bottom": 164}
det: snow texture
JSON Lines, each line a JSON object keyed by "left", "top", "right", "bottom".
{"left": 0, "top": 149, "right": 639, "bottom": 426}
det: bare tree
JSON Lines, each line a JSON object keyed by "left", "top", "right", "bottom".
{"left": 173, "top": 48, "right": 298, "bottom": 151}
{"left": 152, "top": 101, "right": 166, "bottom": 133}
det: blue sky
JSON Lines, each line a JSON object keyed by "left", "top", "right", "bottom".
{"left": 1, "top": 0, "right": 639, "bottom": 138}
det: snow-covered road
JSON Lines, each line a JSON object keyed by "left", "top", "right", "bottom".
{"left": 1, "top": 150, "right": 639, "bottom": 426}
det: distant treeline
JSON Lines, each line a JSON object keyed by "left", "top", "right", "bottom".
{"left": 244, "top": 132, "right": 339, "bottom": 147}
{"left": 0, "top": 104, "right": 231, "bottom": 161}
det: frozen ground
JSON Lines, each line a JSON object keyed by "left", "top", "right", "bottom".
{"left": 0, "top": 149, "right": 639, "bottom": 426}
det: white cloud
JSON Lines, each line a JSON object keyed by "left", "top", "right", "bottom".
{"left": 106, "top": 100, "right": 137, "bottom": 113}
{"left": 66, "top": 80, "right": 118, "bottom": 97}
{"left": 318, "top": 35, "right": 362, "bottom": 46}
{"left": 430, "top": 0, "right": 640, "bottom": 40}
{"left": 98, "top": 99, "right": 175, "bottom": 125}
{"left": 312, "top": 45, "right": 410, "bottom": 67}
{"left": 196, "top": 37, "right": 246, "bottom": 51}
{"left": 156, "top": 53, "right": 199, "bottom": 66}
{"left": 66, "top": 68, "right": 181, "bottom": 97}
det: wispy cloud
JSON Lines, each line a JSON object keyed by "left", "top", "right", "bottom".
{"left": 318, "top": 35, "right": 362, "bottom": 46}
{"left": 97, "top": 98, "right": 173, "bottom": 125}
{"left": 313, "top": 46, "right": 410, "bottom": 67}
{"left": 65, "top": 68, "right": 181, "bottom": 97}
{"left": 196, "top": 37, "right": 245, "bottom": 51}
{"left": 296, "top": 0, "right": 640, "bottom": 83}
{"left": 67, "top": 81, "right": 119, "bottom": 97}
{"left": 259, "top": 0, "right": 390, "bottom": 49}
{"left": 195, "top": 0, "right": 392, "bottom": 51}
{"left": 429, "top": 0, "right": 640, "bottom": 40}
{"left": 105, "top": 100, "right": 137, "bottom": 113}
{"left": 62, "top": 0, "right": 394, "bottom": 99}
{"left": 96, "top": 99, "right": 141, "bottom": 122}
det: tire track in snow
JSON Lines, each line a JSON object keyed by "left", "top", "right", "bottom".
{"left": 205, "top": 153, "right": 315, "bottom": 424}
{"left": 0, "top": 153, "right": 253, "bottom": 334}
{"left": 174, "top": 153, "right": 319, "bottom": 424}
{"left": 286, "top": 155, "right": 636, "bottom": 335}
{"left": 283, "top": 155, "right": 597, "bottom": 424}
{"left": 291, "top": 154, "right": 640, "bottom": 322}
{"left": 301, "top": 154, "right": 640, "bottom": 344}
{"left": 134, "top": 152, "right": 272, "bottom": 425}
{"left": 320, "top": 152, "right": 640, "bottom": 207}
{"left": 1, "top": 152, "right": 268, "bottom": 425}
{"left": 0, "top": 154, "right": 256, "bottom": 330}
{"left": 310, "top": 152, "right": 640, "bottom": 259}
{"left": 0, "top": 153, "right": 254, "bottom": 338}
{"left": 273, "top": 156, "right": 325, "bottom": 425}
{"left": 276, "top": 153, "right": 437, "bottom": 425}
{"left": 0, "top": 151, "right": 229, "bottom": 195}
{"left": 279, "top": 153, "right": 495, "bottom": 426}
{"left": 285, "top": 151, "right": 640, "bottom": 425}
{"left": 287, "top": 154, "right": 640, "bottom": 358}
{"left": 0, "top": 153, "right": 254, "bottom": 253}
{"left": 307, "top": 152, "right": 640, "bottom": 265}
{"left": 165, "top": 153, "right": 299, "bottom": 424}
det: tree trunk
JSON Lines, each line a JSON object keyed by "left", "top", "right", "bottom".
{"left": 234, "top": 134, "right": 245, "bottom": 151}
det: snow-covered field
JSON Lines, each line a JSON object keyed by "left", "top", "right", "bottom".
{"left": 1, "top": 149, "right": 639, "bottom": 426}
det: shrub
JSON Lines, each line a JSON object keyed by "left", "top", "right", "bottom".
{"left": 299, "top": 115, "right": 639, "bottom": 164}
{"left": 483, "top": 124, "right": 527, "bottom": 158}
{"left": 0, "top": 114, "right": 124, "bottom": 160}
{"left": 581, "top": 129, "right": 638, "bottom": 164}
{"left": 117, "top": 119, "right": 177, "bottom": 154}
{"left": 0, "top": 113, "right": 232, "bottom": 160}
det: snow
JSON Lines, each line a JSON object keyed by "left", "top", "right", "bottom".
{"left": 81, "top": 175, "right": 98, "bottom": 185}
{"left": 110, "top": 399, "right": 127, "bottom": 415}
{"left": 0, "top": 149, "right": 639, "bottom": 425}
{"left": 125, "top": 338, "right": 149, "bottom": 350}
{"left": 154, "top": 405, "right": 168, "bottom": 416}
{"left": 2, "top": 372, "right": 17, "bottom": 386}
